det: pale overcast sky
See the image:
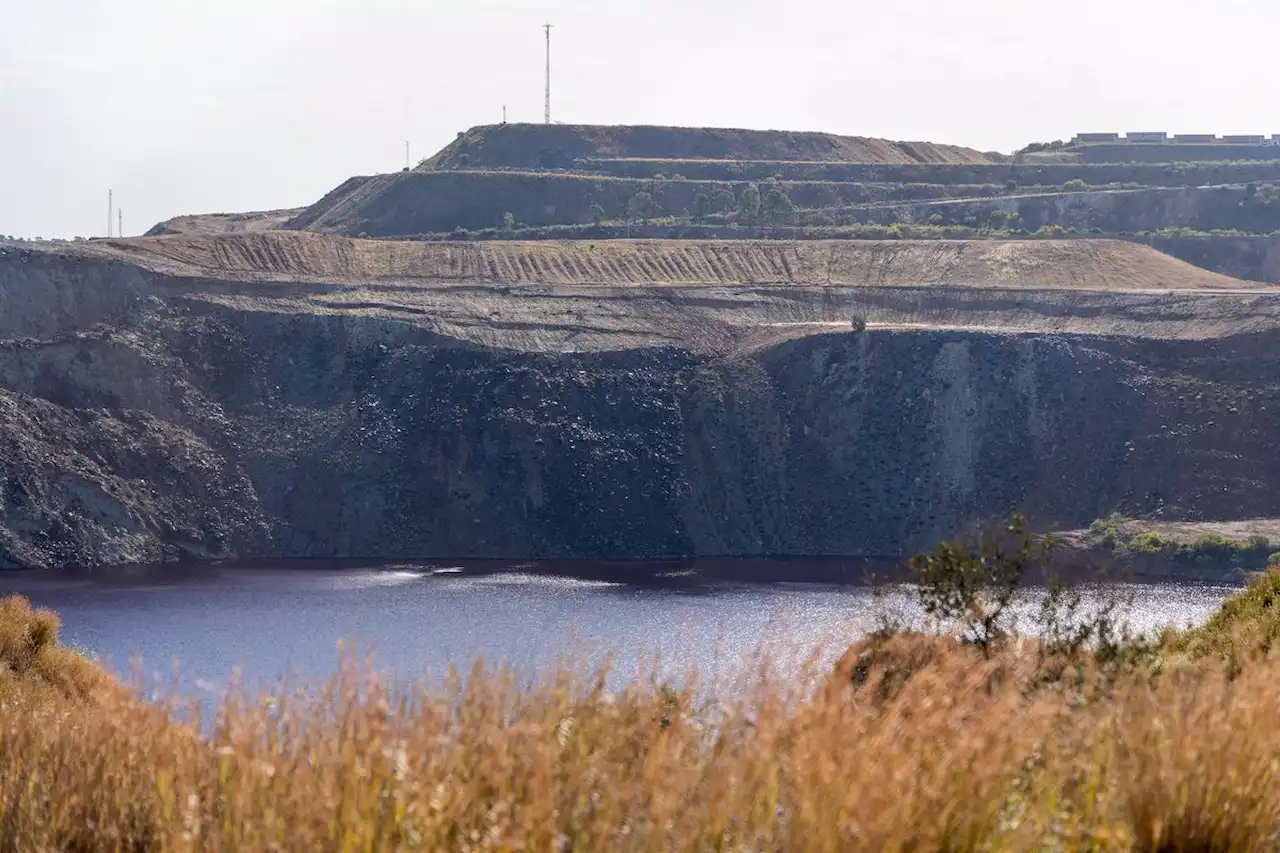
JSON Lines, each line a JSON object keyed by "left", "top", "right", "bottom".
{"left": 2, "top": 0, "right": 1277, "bottom": 238}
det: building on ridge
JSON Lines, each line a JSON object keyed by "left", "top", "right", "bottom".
{"left": 1074, "top": 132, "right": 1122, "bottom": 143}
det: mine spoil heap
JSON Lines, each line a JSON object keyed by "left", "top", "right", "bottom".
{"left": 5, "top": 124, "right": 1280, "bottom": 571}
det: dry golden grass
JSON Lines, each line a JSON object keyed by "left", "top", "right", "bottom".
{"left": 0, "top": 594, "right": 111, "bottom": 703}
{"left": 3, "top": 583, "right": 1280, "bottom": 852}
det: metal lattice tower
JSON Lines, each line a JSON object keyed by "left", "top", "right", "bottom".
{"left": 543, "top": 23, "right": 553, "bottom": 124}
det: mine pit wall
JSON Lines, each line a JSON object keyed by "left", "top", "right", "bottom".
{"left": 0, "top": 253, "right": 158, "bottom": 340}
{"left": 3, "top": 254, "right": 1280, "bottom": 568}
{"left": 1139, "top": 234, "right": 1280, "bottom": 286}
{"left": 99, "top": 317, "right": 1280, "bottom": 561}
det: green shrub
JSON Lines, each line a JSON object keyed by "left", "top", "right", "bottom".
{"left": 1170, "top": 568, "right": 1280, "bottom": 664}
{"left": 1129, "top": 531, "right": 1167, "bottom": 553}
{"left": 1088, "top": 513, "right": 1126, "bottom": 550}
{"left": 1187, "top": 533, "right": 1247, "bottom": 554}
{"left": 627, "top": 191, "right": 658, "bottom": 223}
{"left": 910, "top": 513, "right": 1056, "bottom": 653}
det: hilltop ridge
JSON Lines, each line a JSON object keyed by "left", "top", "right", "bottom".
{"left": 418, "top": 123, "right": 999, "bottom": 171}
{"left": 192, "top": 121, "right": 1280, "bottom": 292}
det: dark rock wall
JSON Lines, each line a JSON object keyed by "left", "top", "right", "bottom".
{"left": 5, "top": 283, "right": 1279, "bottom": 568}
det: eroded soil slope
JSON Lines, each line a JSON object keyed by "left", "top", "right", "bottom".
{"left": 78, "top": 234, "right": 1261, "bottom": 290}
{"left": 2, "top": 235, "right": 1279, "bottom": 569}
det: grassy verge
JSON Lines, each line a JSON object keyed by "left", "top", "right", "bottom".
{"left": 4, "top": 545, "right": 1280, "bottom": 850}
{"left": 1086, "top": 513, "right": 1278, "bottom": 572}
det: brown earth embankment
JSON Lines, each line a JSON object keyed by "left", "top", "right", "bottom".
{"left": 67, "top": 234, "right": 1267, "bottom": 291}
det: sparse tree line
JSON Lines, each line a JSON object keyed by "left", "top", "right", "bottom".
{"left": 491, "top": 173, "right": 1280, "bottom": 236}
{"left": 1015, "top": 139, "right": 1069, "bottom": 155}
{"left": 498, "top": 179, "right": 800, "bottom": 231}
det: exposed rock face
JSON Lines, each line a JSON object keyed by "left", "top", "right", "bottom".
{"left": 0, "top": 390, "right": 265, "bottom": 568}
{"left": 3, "top": 239, "right": 1280, "bottom": 569}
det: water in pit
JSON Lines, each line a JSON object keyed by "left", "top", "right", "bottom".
{"left": 2, "top": 562, "right": 1238, "bottom": 696}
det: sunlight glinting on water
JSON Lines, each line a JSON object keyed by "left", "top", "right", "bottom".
{"left": 7, "top": 569, "right": 1238, "bottom": 698}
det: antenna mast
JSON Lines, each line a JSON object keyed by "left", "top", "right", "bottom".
{"left": 543, "top": 23, "right": 553, "bottom": 124}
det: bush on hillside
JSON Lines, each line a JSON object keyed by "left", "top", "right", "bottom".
{"left": 1168, "top": 568, "right": 1280, "bottom": 671}
{"left": 1088, "top": 516, "right": 1275, "bottom": 572}
{"left": 737, "top": 183, "right": 762, "bottom": 223}
{"left": 1016, "top": 140, "right": 1066, "bottom": 155}
{"left": 691, "top": 193, "right": 711, "bottom": 223}
{"left": 627, "top": 191, "right": 658, "bottom": 223}
{"left": 761, "top": 181, "right": 794, "bottom": 223}
{"left": 711, "top": 188, "right": 737, "bottom": 213}
{"left": 910, "top": 514, "right": 1053, "bottom": 652}
{"left": 0, "top": 596, "right": 106, "bottom": 701}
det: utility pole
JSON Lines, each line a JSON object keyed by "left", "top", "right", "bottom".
{"left": 107, "top": 190, "right": 113, "bottom": 238}
{"left": 543, "top": 23, "right": 553, "bottom": 124}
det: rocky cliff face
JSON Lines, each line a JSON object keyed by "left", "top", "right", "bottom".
{"left": 3, "top": 242, "right": 1279, "bottom": 569}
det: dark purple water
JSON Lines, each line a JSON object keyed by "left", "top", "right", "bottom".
{"left": 2, "top": 563, "right": 1236, "bottom": 695}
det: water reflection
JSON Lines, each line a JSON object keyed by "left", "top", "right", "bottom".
{"left": 2, "top": 566, "right": 1238, "bottom": 696}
